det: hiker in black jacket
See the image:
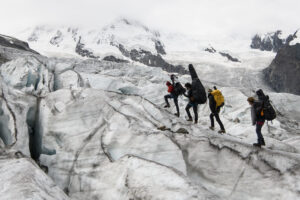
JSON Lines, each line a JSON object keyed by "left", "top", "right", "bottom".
{"left": 247, "top": 97, "right": 266, "bottom": 147}
{"left": 208, "top": 89, "right": 225, "bottom": 133}
{"left": 184, "top": 83, "right": 198, "bottom": 124}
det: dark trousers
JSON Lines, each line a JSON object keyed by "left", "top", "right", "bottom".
{"left": 186, "top": 102, "right": 198, "bottom": 121}
{"left": 256, "top": 121, "right": 265, "bottom": 144}
{"left": 164, "top": 94, "right": 179, "bottom": 115}
{"left": 210, "top": 112, "right": 225, "bottom": 130}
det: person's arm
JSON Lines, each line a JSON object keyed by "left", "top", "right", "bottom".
{"left": 209, "top": 95, "right": 216, "bottom": 113}
{"left": 251, "top": 105, "right": 257, "bottom": 125}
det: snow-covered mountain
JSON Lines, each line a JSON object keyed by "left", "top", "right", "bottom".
{"left": 17, "top": 19, "right": 195, "bottom": 75}
{"left": 1, "top": 21, "right": 300, "bottom": 200}
{"left": 250, "top": 29, "right": 299, "bottom": 52}
{"left": 18, "top": 19, "right": 164, "bottom": 58}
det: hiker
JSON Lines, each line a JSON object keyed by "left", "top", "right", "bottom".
{"left": 184, "top": 83, "right": 198, "bottom": 124}
{"left": 164, "top": 81, "right": 180, "bottom": 117}
{"left": 247, "top": 97, "right": 265, "bottom": 147}
{"left": 208, "top": 87, "right": 225, "bottom": 133}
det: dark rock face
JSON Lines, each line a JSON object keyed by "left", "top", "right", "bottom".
{"left": 118, "top": 44, "right": 188, "bottom": 75}
{"left": 75, "top": 36, "right": 99, "bottom": 59}
{"left": 0, "top": 34, "right": 39, "bottom": 54}
{"left": 263, "top": 43, "right": 300, "bottom": 95}
{"left": 204, "top": 46, "right": 240, "bottom": 62}
{"left": 103, "top": 55, "right": 129, "bottom": 63}
{"left": 0, "top": 34, "right": 40, "bottom": 66}
{"left": 50, "top": 30, "right": 63, "bottom": 46}
{"left": 219, "top": 52, "right": 241, "bottom": 62}
{"left": 154, "top": 40, "right": 166, "bottom": 55}
{"left": 204, "top": 47, "right": 216, "bottom": 53}
{"left": 272, "top": 31, "right": 284, "bottom": 52}
{"left": 250, "top": 30, "right": 294, "bottom": 52}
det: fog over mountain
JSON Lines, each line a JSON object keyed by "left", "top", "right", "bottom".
{"left": 1, "top": 0, "right": 300, "bottom": 39}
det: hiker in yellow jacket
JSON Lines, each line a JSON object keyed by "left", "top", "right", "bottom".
{"left": 208, "top": 87, "right": 226, "bottom": 133}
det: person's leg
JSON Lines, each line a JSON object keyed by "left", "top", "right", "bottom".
{"left": 192, "top": 103, "right": 198, "bottom": 123}
{"left": 255, "top": 122, "right": 264, "bottom": 145}
{"left": 173, "top": 96, "right": 180, "bottom": 116}
{"left": 185, "top": 103, "right": 192, "bottom": 120}
{"left": 215, "top": 113, "right": 225, "bottom": 131}
{"left": 210, "top": 113, "right": 215, "bottom": 127}
{"left": 164, "top": 94, "right": 171, "bottom": 107}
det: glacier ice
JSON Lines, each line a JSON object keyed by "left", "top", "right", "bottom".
{"left": 0, "top": 32, "right": 300, "bottom": 200}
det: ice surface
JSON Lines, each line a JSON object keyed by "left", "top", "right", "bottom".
{"left": 1, "top": 26, "right": 300, "bottom": 200}
{"left": 0, "top": 151, "right": 69, "bottom": 200}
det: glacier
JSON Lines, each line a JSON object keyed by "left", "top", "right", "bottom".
{"left": 0, "top": 20, "right": 300, "bottom": 200}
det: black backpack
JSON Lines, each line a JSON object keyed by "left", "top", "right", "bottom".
{"left": 256, "top": 89, "right": 276, "bottom": 121}
{"left": 173, "top": 82, "right": 186, "bottom": 96}
{"left": 188, "top": 64, "right": 207, "bottom": 104}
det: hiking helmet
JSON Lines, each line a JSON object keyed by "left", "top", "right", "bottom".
{"left": 166, "top": 81, "right": 171, "bottom": 86}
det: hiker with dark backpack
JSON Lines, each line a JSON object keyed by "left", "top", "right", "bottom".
{"left": 247, "top": 96, "right": 266, "bottom": 147}
{"left": 247, "top": 89, "right": 276, "bottom": 147}
{"left": 184, "top": 83, "right": 198, "bottom": 123}
{"left": 164, "top": 74, "right": 185, "bottom": 117}
{"left": 208, "top": 87, "right": 226, "bottom": 133}
{"left": 256, "top": 89, "right": 276, "bottom": 121}
{"left": 183, "top": 64, "right": 207, "bottom": 124}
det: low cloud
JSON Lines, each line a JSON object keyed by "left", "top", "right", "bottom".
{"left": 0, "top": 0, "right": 299, "bottom": 39}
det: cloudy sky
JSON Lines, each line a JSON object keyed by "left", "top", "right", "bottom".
{"left": 0, "top": 0, "right": 299, "bottom": 38}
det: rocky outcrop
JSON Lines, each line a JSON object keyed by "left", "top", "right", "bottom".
{"left": 154, "top": 40, "right": 166, "bottom": 55}
{"left": 263, "top": 43, "right": 300, "bottom": 95}
{"left": 219, "top": 52, "right": 241, "bottom": 62}
{"left": 118, "top": 44, "right": 188, "bottom": 74}
{"left": 50, "top": 30, "right": 63, "bottom": 46}
{"left": 250, "top": 31, "right": 283, "bottom": 52}
{"left": 204, "top": 46, "right": 240, "bottom": 62}
{"left": 204, "top": 46, "right": 216, "bottom": 53}
{"left": 0, "top": 34, "right": 39, "bottom": 54}
{"left": 250, "top": 30, "right": 299, "bottom": 52}
{"left": 75, "top": 36, "right": 99, "bottom": 59}
{"left": 103, "top": 55, "right": 129, "bottom": 63}
{"left": 0, "top": 34, "right": 40, "bottom": 66}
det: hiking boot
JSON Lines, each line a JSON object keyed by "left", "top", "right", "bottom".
{"left": 261, "top": 140, "right": 266, "bottom": 146}
{"left": 174, "top": 113, "right": 180, "bottom": 117}
{"left": 187, "top": 118, "right": 193, "bottom": 122}
{"left": 253, "top": 143, "right": 262, "bottom": 148}
{"left": 209, "top": 126, "right": 215, "bottom": 130}
{"left": 164, "top": 104, "right": 170, "bottom": 108}
{"left": 194, "top": 120, "right": 198, "bottom": 124}
{"left": 218, "top": 130, "right": 226, "bottom": 134}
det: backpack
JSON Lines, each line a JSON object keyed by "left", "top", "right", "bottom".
{"left": 256, "top": 89, "right": 276, "bottom": 121}
{"left": 211, "top": 89, "right": 224, "bottom": 107}
{"left": 173, "top": 82, "right": 186, "bottom": 96}
{"left": 188, "top": 64, "right": 207, "bottom": 104}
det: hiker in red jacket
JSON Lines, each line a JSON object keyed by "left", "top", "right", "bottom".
{"left": 164, "top": 81, "right": 180, "bottom": 117}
